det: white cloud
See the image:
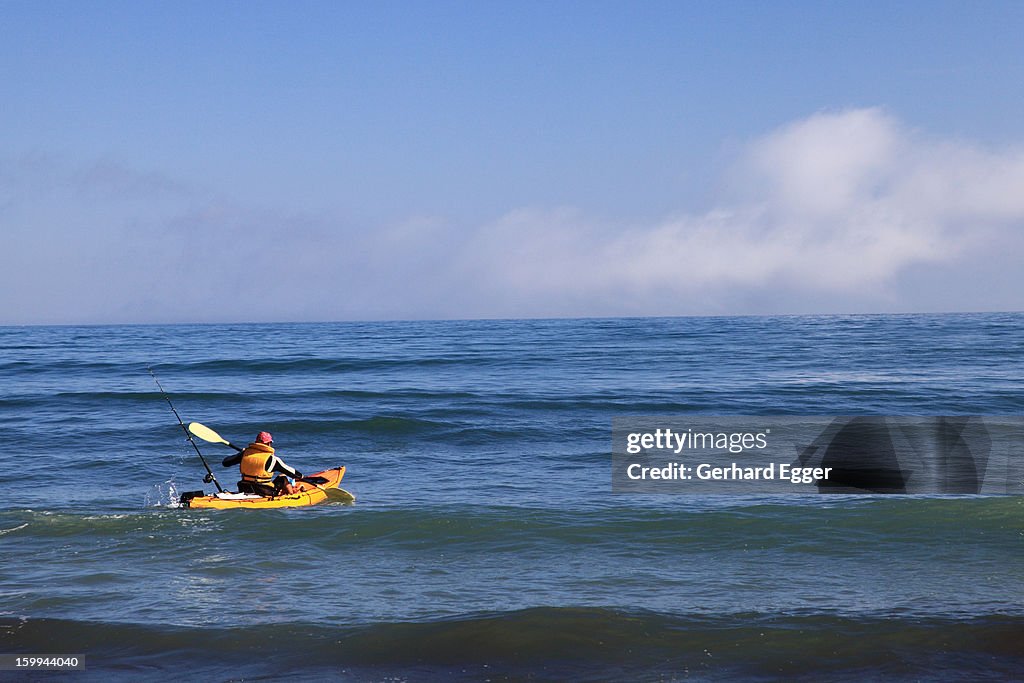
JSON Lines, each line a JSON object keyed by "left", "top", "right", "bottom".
{"left": 3, "top": 108, "right": 1023, "bottom": 323}
{"left": 444, "top": 108, "right": 1024, "bottom": 316}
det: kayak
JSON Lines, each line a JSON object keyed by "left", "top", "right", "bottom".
{"left": 180, "top": 467, "right": 352, "bottom": 509}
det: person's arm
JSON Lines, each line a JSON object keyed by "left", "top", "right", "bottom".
{"left": 222, "top": 452, "right": 242, "bottom": 467}
{"left": 269, "top": 455, "right": 301, "bottom": 479}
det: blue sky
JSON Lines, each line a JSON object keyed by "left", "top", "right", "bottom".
{"left": 3, "top": 1, "right": 1024, "bottom": 323}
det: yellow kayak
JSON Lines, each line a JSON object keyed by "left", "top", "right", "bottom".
{"left": 180, "top": 467, "right": 352, "bottom": 509}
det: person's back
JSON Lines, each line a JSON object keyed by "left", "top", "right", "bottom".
{"left": 222, "top": 431, "right": 302, "bottom": 496}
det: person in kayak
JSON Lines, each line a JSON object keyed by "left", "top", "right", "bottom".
{"left": 222, "top": 431, "right": 304, "bottom": 496}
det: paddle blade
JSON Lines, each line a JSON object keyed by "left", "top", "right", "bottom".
{"left": 188, "top": 422, "right": 230, "bottom": 446}
{"left": 329, "top": 488, "right": 356, "bottom": 504}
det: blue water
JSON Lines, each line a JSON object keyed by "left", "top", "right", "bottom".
{"left": 1, "top": 314, "right": 1022, "bottom": 681}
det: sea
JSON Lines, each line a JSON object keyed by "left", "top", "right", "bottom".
{"left": 1, "top": 314, "right": 1022, "bottom": 681}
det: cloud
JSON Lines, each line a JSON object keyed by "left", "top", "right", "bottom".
{"left": 3, "top": 108, "right": 1023, "bottom": 323}
{"left": 444, "top": 108, "right": 1024, "bottom": 316}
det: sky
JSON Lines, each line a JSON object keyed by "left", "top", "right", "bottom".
{"left": 2, "top": 1, "right": 1024, "bottom": 324}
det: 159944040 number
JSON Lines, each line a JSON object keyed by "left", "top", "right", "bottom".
{"left": 1, "top": 655, "right": 84, "bottom": 670}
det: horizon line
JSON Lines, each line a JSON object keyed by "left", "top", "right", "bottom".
{"left": 2, "top": 308, "right": 1021, "bottom": 330}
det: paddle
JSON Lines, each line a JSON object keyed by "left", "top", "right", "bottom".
{"left": 330, "top": 488, "right": 357, "bottom": 504}
{"left": 188, "top": 422, "right": 244, "bottom": 452}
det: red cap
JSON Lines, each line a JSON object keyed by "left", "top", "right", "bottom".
{"left": 256, "top": 431, "right": 273, "bottom": 444}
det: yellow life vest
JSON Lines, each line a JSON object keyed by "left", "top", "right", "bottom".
{"left": 239, "top": 442, "right": 276, "bottom": 484}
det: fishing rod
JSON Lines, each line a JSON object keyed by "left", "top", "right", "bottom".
{"left": 148, "top": 367, "right": 224, "bottom": 493}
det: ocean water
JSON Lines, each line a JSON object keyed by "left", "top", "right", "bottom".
{"left": 1, "top": 314, "right": 1022, "bottom": 681}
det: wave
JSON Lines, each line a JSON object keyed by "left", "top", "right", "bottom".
{"left": 2, "top": 609, "right": 1021, "bottom": 681}
{"left": 159, "top": 355, "right": 519, "bottom": 375}
{"left": 0, "top": 388, "right": 487, "bottom": 411}
{"left": 4, "top": 497, "right": 1019, "bottom": 549}
{"left": 0, "top": 359, "right": 123, "bottom": 374}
